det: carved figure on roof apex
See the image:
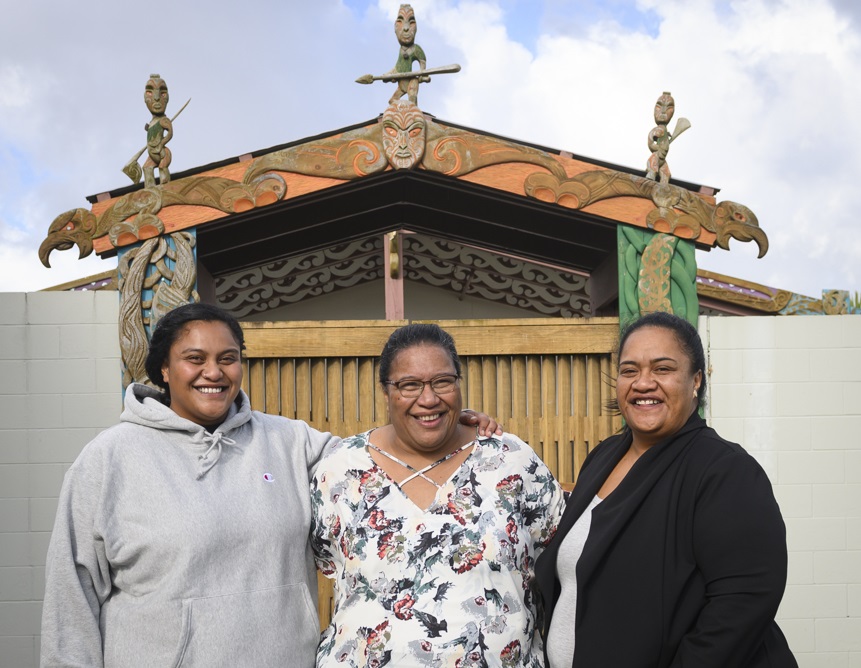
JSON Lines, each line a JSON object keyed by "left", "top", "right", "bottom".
{"left": 355, "top": 5, "right": 460, "bottom": 104}
{"left": 122, "top": 74, "right": 190, "bottom": 188}
{"left": 389, "top": 4, "right": 426, "bottom": 104}
{"left": 645, "top": 91, "right": 690, "bottom": 184}
{"left": 142, "top": 74, "right": 173, "bottom": 188}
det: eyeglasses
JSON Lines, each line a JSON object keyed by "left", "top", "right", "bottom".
{"left": 384, "top": 374, "right": 461, "bottom": 398}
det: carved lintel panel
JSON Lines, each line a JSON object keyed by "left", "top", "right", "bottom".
{"left": 403, "top": 237, "right": 590, "bottom": 317}
{"left": 243, "top": 114, "right": 565, "bottom": 185}
{"left": 215, "top": 238, "right": 384, "bottom": 318}
{"left": 619, "top": 226, "right": 698, "bottom": 328}
{"left": 118, "top": 230, "right": 199, "bottom": 388}
{"left": 214, "top": 234, "right": 590, "bottom": 319}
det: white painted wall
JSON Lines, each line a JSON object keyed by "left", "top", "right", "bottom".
{"left": 702, "top": 315, "right": 861, "bottom": 668}
{"left": 1, "top": 298, "right": 857, "bottom": 666}
{"left": 0, "top": 292, "right": 121, "bottom": 667}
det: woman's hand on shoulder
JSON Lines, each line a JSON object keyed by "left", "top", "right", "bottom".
{"left": 459, "top": 409, "right": 503, "bottom": 437}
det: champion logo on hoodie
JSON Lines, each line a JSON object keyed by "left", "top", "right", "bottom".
{"left": 263, "top": 473, "right": 275, "bottom": 482}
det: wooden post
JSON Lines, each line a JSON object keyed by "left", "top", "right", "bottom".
{"left": 617, "top": 225, "right": 698, "bottom": 329}
{"left": 384, "top": 231, "right": 404, "bottom": 320}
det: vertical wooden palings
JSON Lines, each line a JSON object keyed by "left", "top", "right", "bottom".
{"left": 497, "top": 355, "right": 513, "bottom": 428}
{"left": 240, "top": 359, "right": 250, "bottom": 398}
{"left": 526, "top": 355, "right": 542, "bottom": 459}
{"left": 373, "top": 358, "right": 388, "bottom": 430}
{"left": 481, "top": 355, "right": 498, "bottom": 424}
{"left": 311, "top": 358, "right": 327, "bottom": 431}
{"left": 280, "top": 358, "right": 297, "bottom": 420}
{"left": 556, "top": 354, "right": 575, "bottom": 486}
{"left": 238, "top": 319, "right": 620, "bottom": 477}
{"left": 572, "top": 355, "right": 588, "bottom": 478}
{"left": 599, "top": 355, "right": 618, "bottom": 440}
{"left": 264, "top": 359, "right": 280, "bottom": 416}
{"left": 358, "top": 357, "right": 378, "bottom": 433}
{"left": 510, "top": 355, "right": 527, "bottom": 444}
{"left": 295, "top": 358, "right": 312, "bottom": 424}
{"left": 586, "top": 356, "right": 603, "bottom": 454}
{"left": 465, "top": 356, "right": 483, "bottom": 414}
{"left": 541, "top": 355, "right": 558, "bottom": 478}
{"left": 317, "top": 574, "right": 334, "bottom": 633}
{"left": 342, "top": 357, "right": 359, "bottom": 436}
{"left": 248, "top": 358, "right": 266, "bottom": 412}
{"left": 326, "top": 358, "right": 343, "bottom": 439}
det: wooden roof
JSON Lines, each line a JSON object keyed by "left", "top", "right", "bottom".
{"left": 39, "top": 111, "right": 767, "bottom": 284}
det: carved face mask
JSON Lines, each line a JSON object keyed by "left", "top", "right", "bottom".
{"left": 394, "top": 4, "right": 417, "bottom": 46}
{"left": 654, "top": 92, "right": 675, "bottom": 125}
{"left": 382, "top": 101, "right": 426, "bottom": 170}
{"left": 145, "top": 74, "right": 169, "bottom": 115}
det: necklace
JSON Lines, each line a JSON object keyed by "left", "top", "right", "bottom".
{"left": 368, "top": 439, "right": 477, "bottom": 489}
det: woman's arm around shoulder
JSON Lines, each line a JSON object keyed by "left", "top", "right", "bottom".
{"left": 261, "top": 412, "right": 341, "bottom": 473}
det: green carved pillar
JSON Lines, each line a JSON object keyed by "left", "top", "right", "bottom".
{"left": 617, "top": 225, "right": 698, "bottom": 328}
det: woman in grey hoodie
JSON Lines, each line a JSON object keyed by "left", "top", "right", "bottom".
{"left": 40, "top": 303, "right": 498, "bottom": 668}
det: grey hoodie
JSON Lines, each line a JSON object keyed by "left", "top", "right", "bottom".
{"left": 41, "top": 383, "right": 339, "bottom": 668}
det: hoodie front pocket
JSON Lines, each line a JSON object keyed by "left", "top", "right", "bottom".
{"left": 172, "top": 583, "right": 318, "bottom": 668}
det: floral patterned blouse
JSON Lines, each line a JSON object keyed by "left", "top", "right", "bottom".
{"left": 311, "top": 430, "right": 564, "bottom": 668}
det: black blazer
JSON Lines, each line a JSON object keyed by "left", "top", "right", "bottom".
{"left": 535, "top": 413, "right": 797, "bottom": 667}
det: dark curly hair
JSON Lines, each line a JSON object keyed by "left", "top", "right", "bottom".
{"left": 378, "top": 323, "right": 461, "bottom": 385}
{"left": 144, "top": 303, "right": 245, "bottom": 394}
{"left": 618, "top": 311, "right": 707, "bottom": 409}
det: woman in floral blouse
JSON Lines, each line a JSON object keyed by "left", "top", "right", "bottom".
{"left": 311, "top": 323, "right": 564, "bottom": 667}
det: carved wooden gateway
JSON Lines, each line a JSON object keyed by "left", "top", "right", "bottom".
{"left": 38, "top": 6, "right": 783, "bottom": 425}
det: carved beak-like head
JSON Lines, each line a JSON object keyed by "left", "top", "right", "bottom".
{"left": 38, "top": 208, "right": 98, "bottom": 268}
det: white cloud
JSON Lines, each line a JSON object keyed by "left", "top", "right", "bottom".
{"left": 0, "top": 0, "right": 859, "bottom": 300}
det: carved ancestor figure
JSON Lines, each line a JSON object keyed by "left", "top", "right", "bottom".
{"left": 355, "top": 4, "right": 460, "bottom": 103}
{"left": 645, "top": 91, "right": 690, "bottom": 184}
{"left": 387, "top": 4, "right": 427, "bottom": 104}
{"left": 142, "top": 74, "right": 173, "bottom": 188}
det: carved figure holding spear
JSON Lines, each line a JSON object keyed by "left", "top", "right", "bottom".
{"left": 356, "top": 5, "right": 460, "bottom": 104}
{"left": 387, "top": 4, "right": 427, "bottom": 104}
{"left": 645, "top": 91, "right": 691, "bottom": 184}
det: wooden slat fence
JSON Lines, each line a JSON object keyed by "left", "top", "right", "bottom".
{"left": 239, "top": 317, "right": 623, "bottom": 628}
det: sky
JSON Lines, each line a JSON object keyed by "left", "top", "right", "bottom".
{"left": 1, "top": 0, "right": 859, "bottom": 300}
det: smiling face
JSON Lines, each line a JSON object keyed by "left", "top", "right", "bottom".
{"left": 384, "top": 343, "right": 463, "bottom": 456}
{"left": 617, "top": 326, "right": 701, "bottom": 450}
{"left": 161, "top": 320, "right": 243, "bottom": 429}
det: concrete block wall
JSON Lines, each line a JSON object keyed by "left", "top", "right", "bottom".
{"left": 0, "top": 292, "right": 121, "bottom": 668}
{"left": 703, "top": 314, "right": 861, "bottom": 668}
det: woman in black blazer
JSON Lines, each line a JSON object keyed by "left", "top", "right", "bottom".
{"left": 535, "top": 312, "right": 797, "bottom": 667}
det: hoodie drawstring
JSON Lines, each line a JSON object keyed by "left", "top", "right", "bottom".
{"left": 197, "top": 432, "right": 236, "bottom": 479}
